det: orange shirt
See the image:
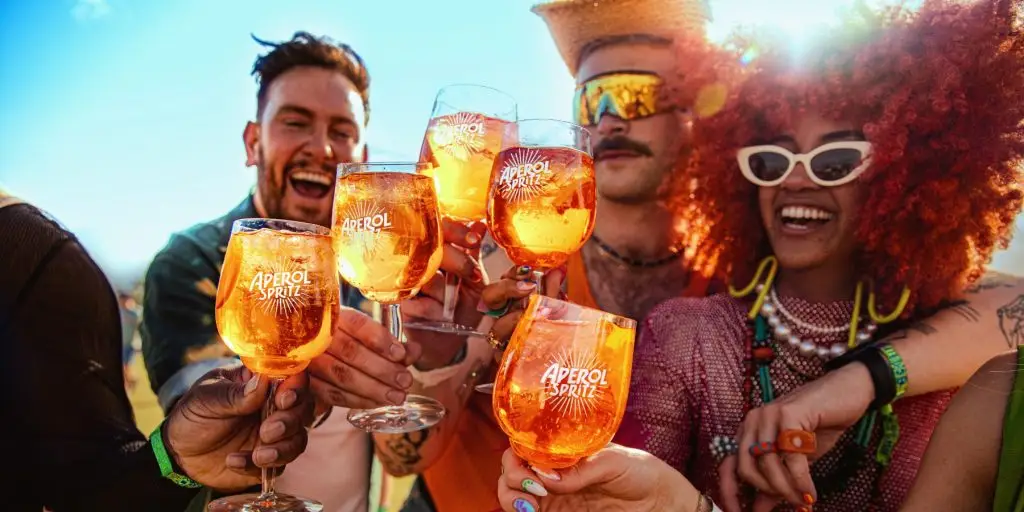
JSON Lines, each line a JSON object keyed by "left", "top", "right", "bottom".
{"left": 423, "top": 250, "right": 719, "bottom": 511}
{"left": 421, "top": 386, "right": 507, "bottom": 512}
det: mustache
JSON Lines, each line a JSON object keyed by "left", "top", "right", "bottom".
{"left": 594, "top": 136, "right": 654, "bottom": 158}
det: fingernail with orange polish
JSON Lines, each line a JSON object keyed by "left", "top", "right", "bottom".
{"left": 803, "top": 493, "right": 816, "bottom": 505}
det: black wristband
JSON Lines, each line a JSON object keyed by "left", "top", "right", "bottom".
{"left": 825, "top": 343, "right": 897, "bottom": 411}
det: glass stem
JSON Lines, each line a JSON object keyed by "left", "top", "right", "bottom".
{"left": 384, "top": 303, "right": 403, "bottom": 341}
{"left": 531, "top": 269, "right": 546, "bottom": 296}
{"left": 260, "top": 377, "right": 283, "bottom": 499}
{"left": 441, "top": 272, "right": 461, "bottom": 323}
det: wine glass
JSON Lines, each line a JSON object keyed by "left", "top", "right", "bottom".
{"left": 331, "top": 162, "right": 447, "bottom": 433}
{"left": 487, "top": 118, "right": 596, "bottom": 291}
{"left": 403, "top": 84, "right": 518, "bottom": 337}
{"left": 208, "top": 219, "right": 339, "bottom": 512}
{"left": 492, "top": 294, "right": 636, "bottom": 469}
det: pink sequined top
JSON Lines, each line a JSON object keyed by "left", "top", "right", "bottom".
{"left": 613, "top": 293, "right": 954, "bottom": 512}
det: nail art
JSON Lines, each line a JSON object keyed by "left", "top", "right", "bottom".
{"left": 521, "top": 478, "right": 548, "bottom": 497}
{"left": 803, "top": 493, "right": 816, "bottom": 505}
{"left": 517, "top": 265, "right": 532, "bottom": 275}
{"left": 512, "top": 498, "right": 535, "bottom": 512}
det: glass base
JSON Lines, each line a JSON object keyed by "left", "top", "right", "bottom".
{"left": 207, "top": 492, "right": 322, "bottom": 512}
{"left": 402, "top": 320, "right": 485, "bottom": 337}
{"left": 474, "top": 382, "right": 494, "bottom": 394}
{"left": 347, "top": 394, "right": 446, "bottom": 433}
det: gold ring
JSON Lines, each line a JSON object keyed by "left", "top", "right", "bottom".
{"left": 486, "top": 331, "right": 508, "bottom": 352}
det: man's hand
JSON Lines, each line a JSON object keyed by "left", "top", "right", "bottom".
{"left": 401, "top": 218, "right": 488, "bottom": 370}
{"left": 165, "top": 366, "right": 315, "bottom": 492}
{"left": 307, "top": 307, "right": 421, "bottom": 411}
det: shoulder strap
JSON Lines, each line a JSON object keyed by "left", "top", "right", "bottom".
{"left": 993, "top": 347, "right": 1024, "bottom": 512}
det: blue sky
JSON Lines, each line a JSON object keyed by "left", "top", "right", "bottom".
{"left": 1, "top": 0, "right": 1020, "bottom": 288}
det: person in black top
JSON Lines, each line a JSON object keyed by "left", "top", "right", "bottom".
{"left": 0, "top": 195, "right": 314, "bottom": 511}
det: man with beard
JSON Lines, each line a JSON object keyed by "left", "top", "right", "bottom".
{"left": 481, "top": 0, "right": 721, "bottom": 321}
{"left": 141, "top": 32, "right": 378, "bottom": 512}
{"left": 385, "top": 2, "right": 718, "bottom": 511}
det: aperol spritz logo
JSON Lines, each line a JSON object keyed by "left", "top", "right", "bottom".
{"left": 248, "top": 260, "right": 311, "bottom": 314}
{"left": 497, "top": 148, "right": 551, "bottom": 202}
{"left": 340, "top": 202, "right": 392, "bottom": 255}
{"left": 540, "top": 350, "right": 608, "bottom": 418}
{"left": 432, "top": 112, "right": 486, "bottom": 161}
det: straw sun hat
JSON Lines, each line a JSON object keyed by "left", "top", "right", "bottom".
{"left": 532, "top": 0, "right": 713, "bottom": 76}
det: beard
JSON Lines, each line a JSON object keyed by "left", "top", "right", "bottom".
{"left": 254, "top": 152, "right": 333, "bottom": 227}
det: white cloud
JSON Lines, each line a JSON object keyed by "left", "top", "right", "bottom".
{"left": 71, "top": 0, "right": 111, "bottom": 22}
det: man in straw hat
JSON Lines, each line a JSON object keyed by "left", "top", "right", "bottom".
{"left": 492, "top": 0, "right": 721, "bottom": 323}
{"left": 392, "top": 2, "right": 719, "bottom": 511}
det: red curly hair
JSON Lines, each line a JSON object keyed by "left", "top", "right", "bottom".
{"left": 666, "top": 0, "right": 1024, "bottom": 317}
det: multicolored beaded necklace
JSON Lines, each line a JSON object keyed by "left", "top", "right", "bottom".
{"left": 730, "top": 256, "right": 912, "bottom": 494}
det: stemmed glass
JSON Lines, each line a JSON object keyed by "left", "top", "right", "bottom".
{"left": 492, "top": 294, "right": 635, "bottom": 469}
{"left": 331, "top": 162, "right": 447, "bottom": 433}
{"left": 403, "top": 84, "right": 518, "bottom": 337}
{"left": 476, "top": 119, "right": 597, "bottom": 393}
{"left": 208, "top": 219, "right": 339, "bottom": 512}
{"left": 487, "top": 118, "right": 596, "bottom": 291}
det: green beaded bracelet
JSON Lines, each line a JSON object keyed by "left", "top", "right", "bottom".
{"left": 151, "top": 422, "right": 203, "bottom": 489}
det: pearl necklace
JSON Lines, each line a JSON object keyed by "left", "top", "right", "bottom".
{"left": 757, "top": 285, "right": 877, "bottom": 361}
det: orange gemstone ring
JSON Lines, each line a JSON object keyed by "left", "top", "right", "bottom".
{"left": 777, "top": 429, "right": 817, "bottom": 454}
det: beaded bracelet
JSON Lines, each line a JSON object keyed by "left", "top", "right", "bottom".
{"left": 151, "top": 422, "right": 203, "bottom": 489}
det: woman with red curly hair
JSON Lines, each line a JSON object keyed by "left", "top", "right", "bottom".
{"left": 490, "top": 0, "right": 1024, "bottom": 511}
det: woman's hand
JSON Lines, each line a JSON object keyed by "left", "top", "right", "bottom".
{"left": 718, "top": 362, "right": 874, "bottom": 511}
{"left": 497, "top": 445, "right": 702, "bottom": 512}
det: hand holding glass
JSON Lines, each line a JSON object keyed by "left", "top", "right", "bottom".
{"left": 404, "top": 84, "right": 517, "bottom": 336}
{"left": 492, "top": 294, "right": 635, "bottom": 469}
{"left": 209, "top": 219, "right": 339, "bottom": 512}
{"left": 487, "top": 118, "right": 596, "bottom": 293}
{"left": 332, "top": 162, "right": 446, "bottom": 433}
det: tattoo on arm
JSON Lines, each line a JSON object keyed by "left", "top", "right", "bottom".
{"left": 946, "top": 300, "right": 982, "bottom": 323}
{"left": 378, "top": 428, "right": 432, "bottom": 475}
{"left": 997, "top": 295, "right": 1024, "bottom": 348}
{"left": 908, "top": 321, "right": 938, "bottom": 336}
{"left": 965, "top": 272, "right": 1016, "bottom": 294}
{"left": 886, "top": 320, "right": 937, "bottom": 344}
